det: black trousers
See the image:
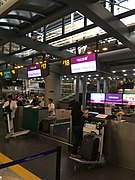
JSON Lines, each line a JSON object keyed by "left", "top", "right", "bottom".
{"left": 71, "top": 126, "right": 83, "bottom": 155}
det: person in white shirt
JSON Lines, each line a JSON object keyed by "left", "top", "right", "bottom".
{"left": 2, "top": 95, "right": 17, "bottom": 132}
{"left": 39, "top": 97, "right": 45, "bottom": 108}
{"left": 48, "top": 98, "right": 55, "bottom": 116}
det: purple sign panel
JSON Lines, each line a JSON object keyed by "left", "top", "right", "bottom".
{"left": 105, "top": 94, "right": 122, "bottom": 104}
{"left": 27, "top": 64, "right": 40, "bottom": 71}
{"left": 71, "top": 53, "right": 96, "bottom": 73}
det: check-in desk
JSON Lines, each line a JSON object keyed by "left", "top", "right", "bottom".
{"left": 106, "top": 120, "right": 135, "bottom": 170}
{"left": 23, "top": 106, "right": 48, "bottom": 133}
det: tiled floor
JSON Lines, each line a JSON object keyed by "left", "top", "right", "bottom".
{"left": 0, "top": 120, "right": 135, "bottom": 180}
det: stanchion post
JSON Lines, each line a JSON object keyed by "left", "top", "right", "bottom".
{"left": 56, "top": 146, "right": 61, "bottom": 180}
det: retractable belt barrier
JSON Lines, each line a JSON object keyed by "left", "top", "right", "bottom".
{"left": 0, "top": 146, "right": 61, "bottom": 180}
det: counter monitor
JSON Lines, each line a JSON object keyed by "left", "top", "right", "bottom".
{"left": 123, "top": 94, "right": 135, "bottom": 105}
{"left": 90, "top": 93, "right": 105, "bottom": 103}
{"left": 105, "top": 93, "right": 122, "bottom": 104}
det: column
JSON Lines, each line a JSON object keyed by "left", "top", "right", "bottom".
{"left": 82, "top": 75, "right": 87, "bottom": 110}
{"left": 75, "top": 76, "right": 79, "bottom": 102}
{"left": 97, "top": 79, "right": 100, "bottom": 92}
{"left": 103, "top": 78, "right": 107, "bottom": 93}
{"left": 44, "top": 72, "right": 61, "bottom": 106}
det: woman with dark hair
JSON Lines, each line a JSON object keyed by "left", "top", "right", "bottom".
{"left": 70, "top": 101, "right": 84, "bottom": 157}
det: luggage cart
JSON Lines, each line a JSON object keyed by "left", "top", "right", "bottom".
{"left": 3, "top": 112, "right": 30, "bottom": 139}
{"left": 69, "top": 125, "right": 105, "bottom": 173}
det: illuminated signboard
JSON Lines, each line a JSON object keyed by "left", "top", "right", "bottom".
{"left": 27, "top": 63, "right": 49, "bottom": 78}
{"left": 61, "top": 59, "right": 71, "bottom": 74}
{"left": 90, "top": 93, "right": 105, "bottom": 103}
{"left": 123, "top": 94, "right": 135, "bottom": 105}
{"left": 27, "top": 64, "right": 41, "bottom": 78}
{"left": 70, "top": 53, "right": 97, "bottom": 74}
{"left": 105, "top": 94, "right": 123, "bottom": 104}
{"left": 0, "top": 69, "right": 17, "bottom": 80}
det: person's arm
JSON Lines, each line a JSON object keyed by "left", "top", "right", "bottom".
{"left": 2, "top": 101, "right": 8, "bottom": 109}
{"left": 12, "top": 101, "right": 18, "bottom": 114}
{"left": 48, "top": 103, "right": 54, "bottom": 112}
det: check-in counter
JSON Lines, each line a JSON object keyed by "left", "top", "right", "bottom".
{"left": 15, "top": 106, "right": 24, "bottom": 131}
{"left": 106, "top": 120, "right": 135, "bottom": 170}
{"left": 23, "top": 106, "right": 48, "bottom": 133}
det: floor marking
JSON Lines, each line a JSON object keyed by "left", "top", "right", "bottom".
{"left": 0, "top": 153, "right": 41, "bottom": 180}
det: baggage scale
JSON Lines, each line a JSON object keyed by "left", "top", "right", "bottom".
{"left": 4, "top": 113, "right": 30, "bottom": 139}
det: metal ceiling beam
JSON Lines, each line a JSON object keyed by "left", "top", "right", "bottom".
{"left": 99, "top": 48, "right": 135, "bottom": 63}
{"left": 3, "top": 14, "right": 32, "bottom": 23}
{"left": 0, "top": 0, "right": 24, "bottom": 17}
{"left": 0, "top": 53, "right": 24, "bottom": 64}
{"left": 0, "top": 28, "right": 74, "bottom": 59}
{"left": 59, "top": 33, "right": 110, "bottom": 50}
{"left": 111, "top": 64, "right": 135, "bottom": 71}
{"left": 60, "top": 0, "right": 135, "bottom": 52}
{"left": 19, "top": 6, "right": 73, "bottom": 36}
{"left": 47, "top": 23, "right": 97, "bottom": 44}
{"left": 117, "top": 9, "right": 135, "bottom": 19}
{"left": 46, "top": 10, "right": 135, "bottom": 44}
{"left": 16, "top": 4, "right": 47, "bottom": 15}
{"left": 24, "top": 0, "right": 55, "bottom": 6}
{"left": 0, "top": 22, "right": 20, "bottom": 29}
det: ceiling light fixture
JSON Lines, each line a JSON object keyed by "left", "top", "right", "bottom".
{"left": 87, "top": 51, "right": 92, "bottom": 54}
{"left": 102, "top": 47, "right": 108, "bottom": 51}
{"left": 94, "top": 49, "right": 99, "bottom": 53}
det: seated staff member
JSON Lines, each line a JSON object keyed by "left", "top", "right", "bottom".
{"left": 2, "top": 95, "right": 18, "bottom": 133}
{"left": 48, "top": 98, "right": 56, "bottom": 116}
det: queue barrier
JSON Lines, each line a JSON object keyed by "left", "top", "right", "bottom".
{"left": 0, "top": 146, "right": 61, "bottom": 180}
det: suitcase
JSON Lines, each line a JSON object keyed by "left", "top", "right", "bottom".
{"left": 80, "top": 132, "right": 99, "bottom": 161}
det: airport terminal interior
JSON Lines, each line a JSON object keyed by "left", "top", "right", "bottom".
{"left": 0, "top": 0, "right": 135, "bottom": 179}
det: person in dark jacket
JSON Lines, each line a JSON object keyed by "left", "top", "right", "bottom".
{"left": 70, "top": 101, "right": 84, "bottom": 157}
{"left": 31, "top": 95, "right": 39, "bottom": 106}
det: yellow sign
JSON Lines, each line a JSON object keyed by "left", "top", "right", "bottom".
{"left": 11, "top": 69, "right": 16, "bottom": 74}
{"left": 41, "top": 63, "right": 46, "bottom": 69}
{"left": 62, "top": 60, "right": 70, "bottom": 66}
{"left": 0, "top": 72, "right": 3, "bottom": 77}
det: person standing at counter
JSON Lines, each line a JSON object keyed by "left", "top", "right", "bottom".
{"left": 2, "top": 95, "right": 18, "bottom": 132}
{"left": 39, "top": 97, "right": 45, "bottom": 108}
{"left": 48, "top": 98, "right": 55, "bottom": 116}
{"left": 31, "top": 95, "right": 39, "bottom": 106}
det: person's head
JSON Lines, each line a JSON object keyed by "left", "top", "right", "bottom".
{"left": 33, "top": 95, "right": 38, "bottom": 99}
{"left": 48, "top": 98, "right": 53, "bottom": 103}
{"left": 7, "top": 95, "right": 12, "bottom": 101}
{"left": 71, "top": 101, "right": 81, "bottom": 112}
